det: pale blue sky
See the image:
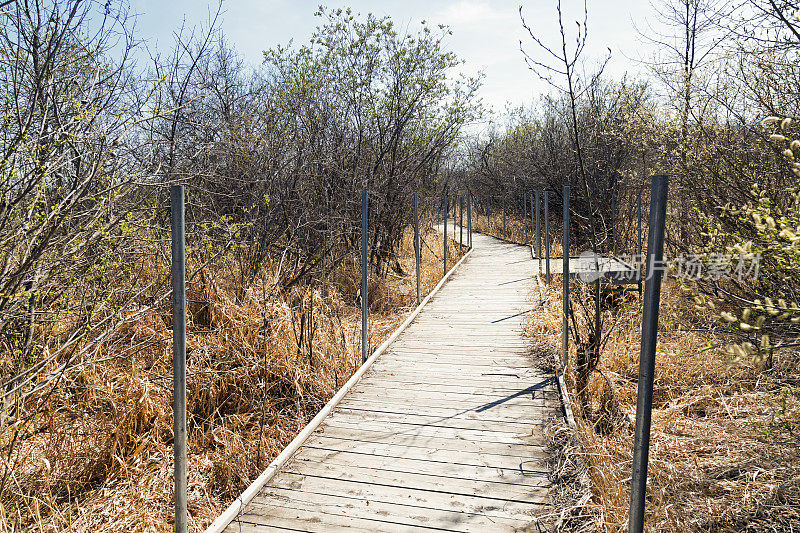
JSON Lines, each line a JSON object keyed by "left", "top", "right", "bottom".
{"left": 129, "top": 1, "right": 656, "bottom": 121}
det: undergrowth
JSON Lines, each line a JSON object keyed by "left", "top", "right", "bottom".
{"left": 1, "top": 225, "right": 461, "bottom": 532}
{"left": 526, "top": 276, "right": 800, "bottom": 531}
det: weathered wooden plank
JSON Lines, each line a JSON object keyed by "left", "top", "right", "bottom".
{"left": 359, "top": 369, "right": 545, "bottom": 386}
{"left": 281, "top": 459, "right": 549, "bottom": 501}
{"left": 263, "top": 471, "right": 549, "bottom": 519}
{"left": 342, "top": 382, "right": 559, "bottom": 400}
{"left": 374, "top": 356, "right": 532, "bottom": 366}
{"left": 359, "top": 368, "right": 549, "bottom": 391}
{"left": 365, "top": 361, "right": 544, "bottom": 373}
{"left": 334, "top": 398, "right": 554, "bottom": 423}
{"left": 370, "top": 359, "right": 539, "bottom": 371}
{"left": 377, "top": 357, "right": 534, "bottom": 367}
{"left": 354, "top": 376, "right": 560, "bottom": 395}
{"left": 292, "top": 445, "right": 549, "bottom": 482}
{"left": 343, "top": 387, "right": 553, "bottom": 408}
{"left": 387, "top": 342, "right": 530, "bottom": 351}
{"left": 382, "top": 351, "right": 534, "bottom": 362}
{"left": 319, "top": 418, "right": 539, "bottom": 446}
{"left": 311, "top": 425, "right": 548, "bottom": 455}
{"left": 225, "top": 519, "right": 314, "bottom": 532}
{"left": 329, "top": 406, "right": 547, "bottom": 431}
{"left": 301, "top": 435, "right": 550, "bottom": 469}
{"left": 332, "top": 398, "right": 554, "bottom": 426}
{"left": 247, "top": 486, "right": 544, "bottom": 532}
{"left": 232, "top": 503, "right": 433, "bottom": 532}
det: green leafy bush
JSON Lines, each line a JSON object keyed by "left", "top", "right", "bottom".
{"left": 691, "top": 117, "right": 800, "bottom": 366}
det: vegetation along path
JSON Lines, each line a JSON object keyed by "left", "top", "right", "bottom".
{"left": 216, "top": 229, "right": 560, "bottom": 532}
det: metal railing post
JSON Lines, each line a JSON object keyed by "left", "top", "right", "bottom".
{"left": 467, "top": 193, "right": 472, "bottom": 249}
{"left": 611, "top": 187, "right": 617, "bottom": 254}
{"left": 637, "top": 190, "right": 643, "bottom": 296}
{"left": 443, "top": 194, "right": 448, "bottom": 275}
{"left": 362, "top": 189, "right": 369, "bottom": 363}
{"left": 545, "top": 191, "right": 550, "bottom": 285}
{"left": 170, "top": 185, "right": 187, "bottom": 533}
{"left": 529, "top": 192, "right": 535, "bottom": 260}
{"left": 459, "top": 195, "right": 463, "bottom": 251}
{"left": 414, "top": 192, "right": 421, "bottom": 305}
{"left": 595, "top": 276, "right": 602, "bottom": 357}
{"left": 562, "top": 186, "right": 570, "bottom": 367}
{"left": 535, "top": 190, "right": 541, "bottom": 259}
{"left": 502, "top": 194, "right": 506, "bottom": 236}
{"left": 629, "top": 175, "right": 669, "bottom": 533}
{"left": 524, "top": 192, "right": 528, "bottom": 244}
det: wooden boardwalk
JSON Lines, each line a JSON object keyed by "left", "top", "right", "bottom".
{"left": 219, "top": 229, "right": 559, "bottom": 532}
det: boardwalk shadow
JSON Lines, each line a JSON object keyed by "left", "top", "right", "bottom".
{"left": 475, "top": 378, "right": 554, "bottom": 412}
{"left": 497, "top": 275, "right": 537, "bottom": 286}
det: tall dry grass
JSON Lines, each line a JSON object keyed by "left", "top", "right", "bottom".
{"left": 1, "top": 224, "right": 457, "bottom": 532}
{"left": 527, "top": 277, "right": 800, "bottom": 531}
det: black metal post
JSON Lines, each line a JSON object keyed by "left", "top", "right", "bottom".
{"left": 529, "top": 192, "right": 535, "bottom": 261}
{"left": 595, "top": 276, "right": 602, "bottom": 355}
{"left": 637, "top": 190, "right": 643, "bottom": 296}
{"left": 628, "top": 175, "right": 669, "bottom": 533}
{"left": 443, "top": 195, "right": 448, "bottom": 275}
{"left": 611, "top": 187, "right": 617, "bottom": 254}
{"left": 459, "top": 195, "right": 463, "bottom": 251}
{"left": 414, "top": 192, "right": 421, "bottom": 304}
{"left": 544, "top": 191, "right": 550, "bottom": 285}
{"left": 170, "top": 185, "right": 187, "bottom": 533}
{"left": 502, "top": 194, "right": 506, "bottom": 236}
{"left": 467, "top": 193, "right": 472, "bottom": 249}
{"left": 535, "top": 190, "right": 541, "bottom": 259}
{"left": 524, "top": 192, "right": 528, "bottom": 244}
{"left": 362, "top": 189, "right": 369, "bottom": 363}
{"left": 486, "top": 196, "right": 490, "bottom": 232}
{"left": 562, "top": 186, "right": 570, "bottom": 367}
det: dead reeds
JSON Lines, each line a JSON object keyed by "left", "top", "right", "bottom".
{"left": 1, "top": 225, "right": 454, "bottom": 532}
{"left": 526, "top": 277, "right": 800, "bottom": 531}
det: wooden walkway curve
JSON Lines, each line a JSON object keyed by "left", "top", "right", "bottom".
{"left": 218, "top": 229, "right": 560, "bottom": 532}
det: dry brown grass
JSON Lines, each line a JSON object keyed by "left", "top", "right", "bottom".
{"left": 526, "top": 277, "right": 800, "bottom": 532}
{"left": 1, "top": 225, "right": 456, "bottom": 532}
